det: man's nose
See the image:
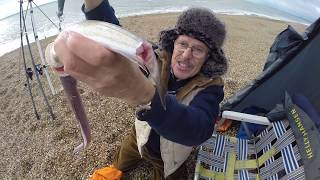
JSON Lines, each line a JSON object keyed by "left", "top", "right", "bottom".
{"left": 182, "top": 47, "right": 193, "bottom": 59}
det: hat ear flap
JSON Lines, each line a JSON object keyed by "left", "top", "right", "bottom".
{"left": 201, "top": 48, "right": 228, "bottom": 77}
{"left": 159, "top": 28, "right": 179, "bottom": 52}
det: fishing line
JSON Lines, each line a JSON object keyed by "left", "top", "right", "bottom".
{"left": 23, "top": 1, "right": 30, "bottom": 23}
{"left": 58, "top": 15, "right": 63, "bottom": 32}
{"left": 31, "top": 1, "right": 60, "bottom": 31}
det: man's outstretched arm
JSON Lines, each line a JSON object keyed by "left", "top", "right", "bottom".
{"left": 82, "top": 0, "right": 120, "bottom": 25}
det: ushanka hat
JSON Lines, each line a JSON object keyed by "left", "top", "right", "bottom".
{"left": 159, "top": 7, "right": 228, "bottom": 77}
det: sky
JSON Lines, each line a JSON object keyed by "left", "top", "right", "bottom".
{"left": 1, "top": 0, "right": 320, "bottom": 21}
{"left": 245, "top": 0, "right": 320, "bottom": 22}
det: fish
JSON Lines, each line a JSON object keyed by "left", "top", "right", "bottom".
{"left": 45, "top": 20, "right": 167, "bottom": 153}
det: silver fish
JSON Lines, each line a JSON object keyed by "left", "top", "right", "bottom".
{"left": 45, "top": 20, "right": 166, "bottom": 153}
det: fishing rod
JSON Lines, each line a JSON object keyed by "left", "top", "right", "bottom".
{"left": 18, "top": 0, "right": 64, "bottom": 120}
{"left": 29, "top": 1, "right": 56, "bottom": 95}
{"left": 19, "top": 0, "right": 40, "bottom": 120}
{"left": 20, "top": 0, "right": 55, "bottom": 120}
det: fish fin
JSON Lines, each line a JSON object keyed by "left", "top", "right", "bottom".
{"left": 73, "top": 143, "right": 86, "bottom": 154}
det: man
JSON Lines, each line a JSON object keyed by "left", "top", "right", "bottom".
{"left": 54, "top": 0, "right": 228, "bottom": 179}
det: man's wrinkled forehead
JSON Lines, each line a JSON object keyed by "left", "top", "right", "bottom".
{"left": 176, "top": 35, "right": 209, "bottom": 49}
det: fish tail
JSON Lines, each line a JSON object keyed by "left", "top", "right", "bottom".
{"left": 60, "top": 76, "right": 91, "bottom": 153}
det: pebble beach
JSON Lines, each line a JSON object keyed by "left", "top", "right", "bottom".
{"left": 0, "top": 13, "right": 306, "bottom": 179}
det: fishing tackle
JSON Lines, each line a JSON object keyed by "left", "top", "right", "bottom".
{"left": 26, "top": 67, "right": 33, "bottom": 80}
{"left": 19, "top": 0, "right": 57, "bottom": 120}
{"left": 19, "top": 0, "right": 39, "bottom": 119}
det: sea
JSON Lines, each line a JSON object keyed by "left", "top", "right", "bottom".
{"left": 0, "top": 0, "right": 319, "bottom": 57}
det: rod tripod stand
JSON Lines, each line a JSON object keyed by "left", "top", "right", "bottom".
{"left": 19, "top": 0, "right": 62, "bottom": 120}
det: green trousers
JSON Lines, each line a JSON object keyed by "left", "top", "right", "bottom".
{"left": 113, "top": 127, "right": 188, "bottom": 180}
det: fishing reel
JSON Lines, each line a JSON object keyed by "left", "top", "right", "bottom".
{"left": 24, "top": 64, "right": 47, "bottom": 87}
{"left": 25, "top": 64, "right": 47, "bottom": 81}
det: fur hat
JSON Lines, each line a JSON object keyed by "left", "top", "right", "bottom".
{"left": 159, "top": 7, "right": 228, "bottom": 77}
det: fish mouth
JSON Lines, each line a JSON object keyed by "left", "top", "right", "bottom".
{"left": 135, "top": 42, "right": 168, "bottom": 110}
{"left": 45, "top": 42, "right": 68, "bottom": 77}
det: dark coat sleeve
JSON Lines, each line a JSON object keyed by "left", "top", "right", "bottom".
{"left": 137, "top": 85, "right": 224, "bottom": 146}
{"left": 82, "top": 0, "right": 120, "bottom": 25}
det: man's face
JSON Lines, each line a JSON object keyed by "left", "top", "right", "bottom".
{"left": 171, "top": 35, "right": 209, "bottom": 80}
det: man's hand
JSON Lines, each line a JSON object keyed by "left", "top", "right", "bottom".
{"left": 53, "top": 31, "right": 155, "bottom": 106}
{"left": 84, "top": 0, "right": 103, "bottom": 11}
